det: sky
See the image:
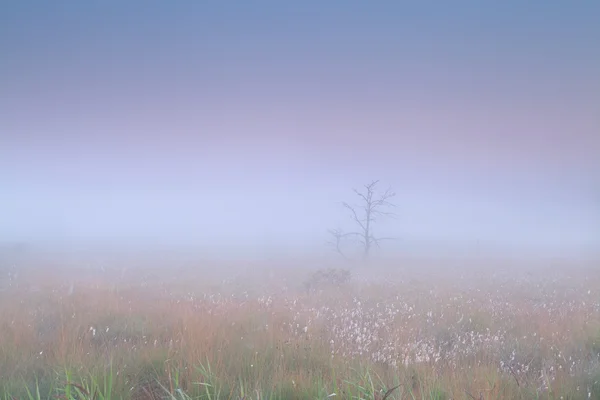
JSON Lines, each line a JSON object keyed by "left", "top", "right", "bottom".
{"left": 1, "top": 1, "right": 599, "bottom": 258}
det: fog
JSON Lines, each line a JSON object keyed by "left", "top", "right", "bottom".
{"left": 2, "top": 3, "right": 599, "bottom": 263}
{"left": 2, "top": 4, "right": 600, "bottom": 397}
{"left": 1, "top": 174, "right": 598, "bottom": 260}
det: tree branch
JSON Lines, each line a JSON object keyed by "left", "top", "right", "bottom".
{"left": 341, "top": 202, "right": 366, "bottom": 231}
{"left": 326, "top": 229, "right": 361, "bottom": 259}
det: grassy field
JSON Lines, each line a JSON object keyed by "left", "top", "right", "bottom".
{"left": 1, "top": 256, "right": 599, "bottom": 399}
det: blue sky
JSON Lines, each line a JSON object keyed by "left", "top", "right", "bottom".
{"left": 1, "top": 1, "right": 599, "bottom": 257}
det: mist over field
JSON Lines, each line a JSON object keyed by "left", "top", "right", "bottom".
{"left": 1, "top": 1, "right": 599, "bottom": 399}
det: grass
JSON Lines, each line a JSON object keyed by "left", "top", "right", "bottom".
{"left": 0, "top": 258, "right": 599, "bottom": 399}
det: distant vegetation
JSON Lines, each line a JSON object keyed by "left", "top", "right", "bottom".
{"left": 303, "top": 267, "right": 352, "bottom": 293}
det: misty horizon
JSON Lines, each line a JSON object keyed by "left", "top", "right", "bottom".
{"left": 1, "top": 2, "right": 598, "bottom": 259}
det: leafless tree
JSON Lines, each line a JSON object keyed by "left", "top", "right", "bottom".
{"left": 326, "top": 228, "right": 354, "bottom": 259}
{"left": 328, "top": 180, "right": 396, "bottom": 261}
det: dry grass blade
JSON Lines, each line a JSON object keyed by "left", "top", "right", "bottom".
{"left": 465, "top": 389, "right": 484, "bottom": 400}
{"left": 141, "top": 385, "right": 160, "bottom": 400}
{"left": 507, "top": 364, "right": 521, "bottom": 387}
{"left": 381, "top": 384, "right": 402, "bottom": 400}
{"left": 64, "top": 382, "right": 90, "bottom": 396}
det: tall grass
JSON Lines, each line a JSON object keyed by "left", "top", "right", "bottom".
{"left": 0, "top": 261, "right": 599, "bottom": 399}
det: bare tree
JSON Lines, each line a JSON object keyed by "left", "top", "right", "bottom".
{"left": 326, "top": 228, "right": 355, "bottom": 260}
{"left": 328, "top": 180, "right": 396, "bottom": 261}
